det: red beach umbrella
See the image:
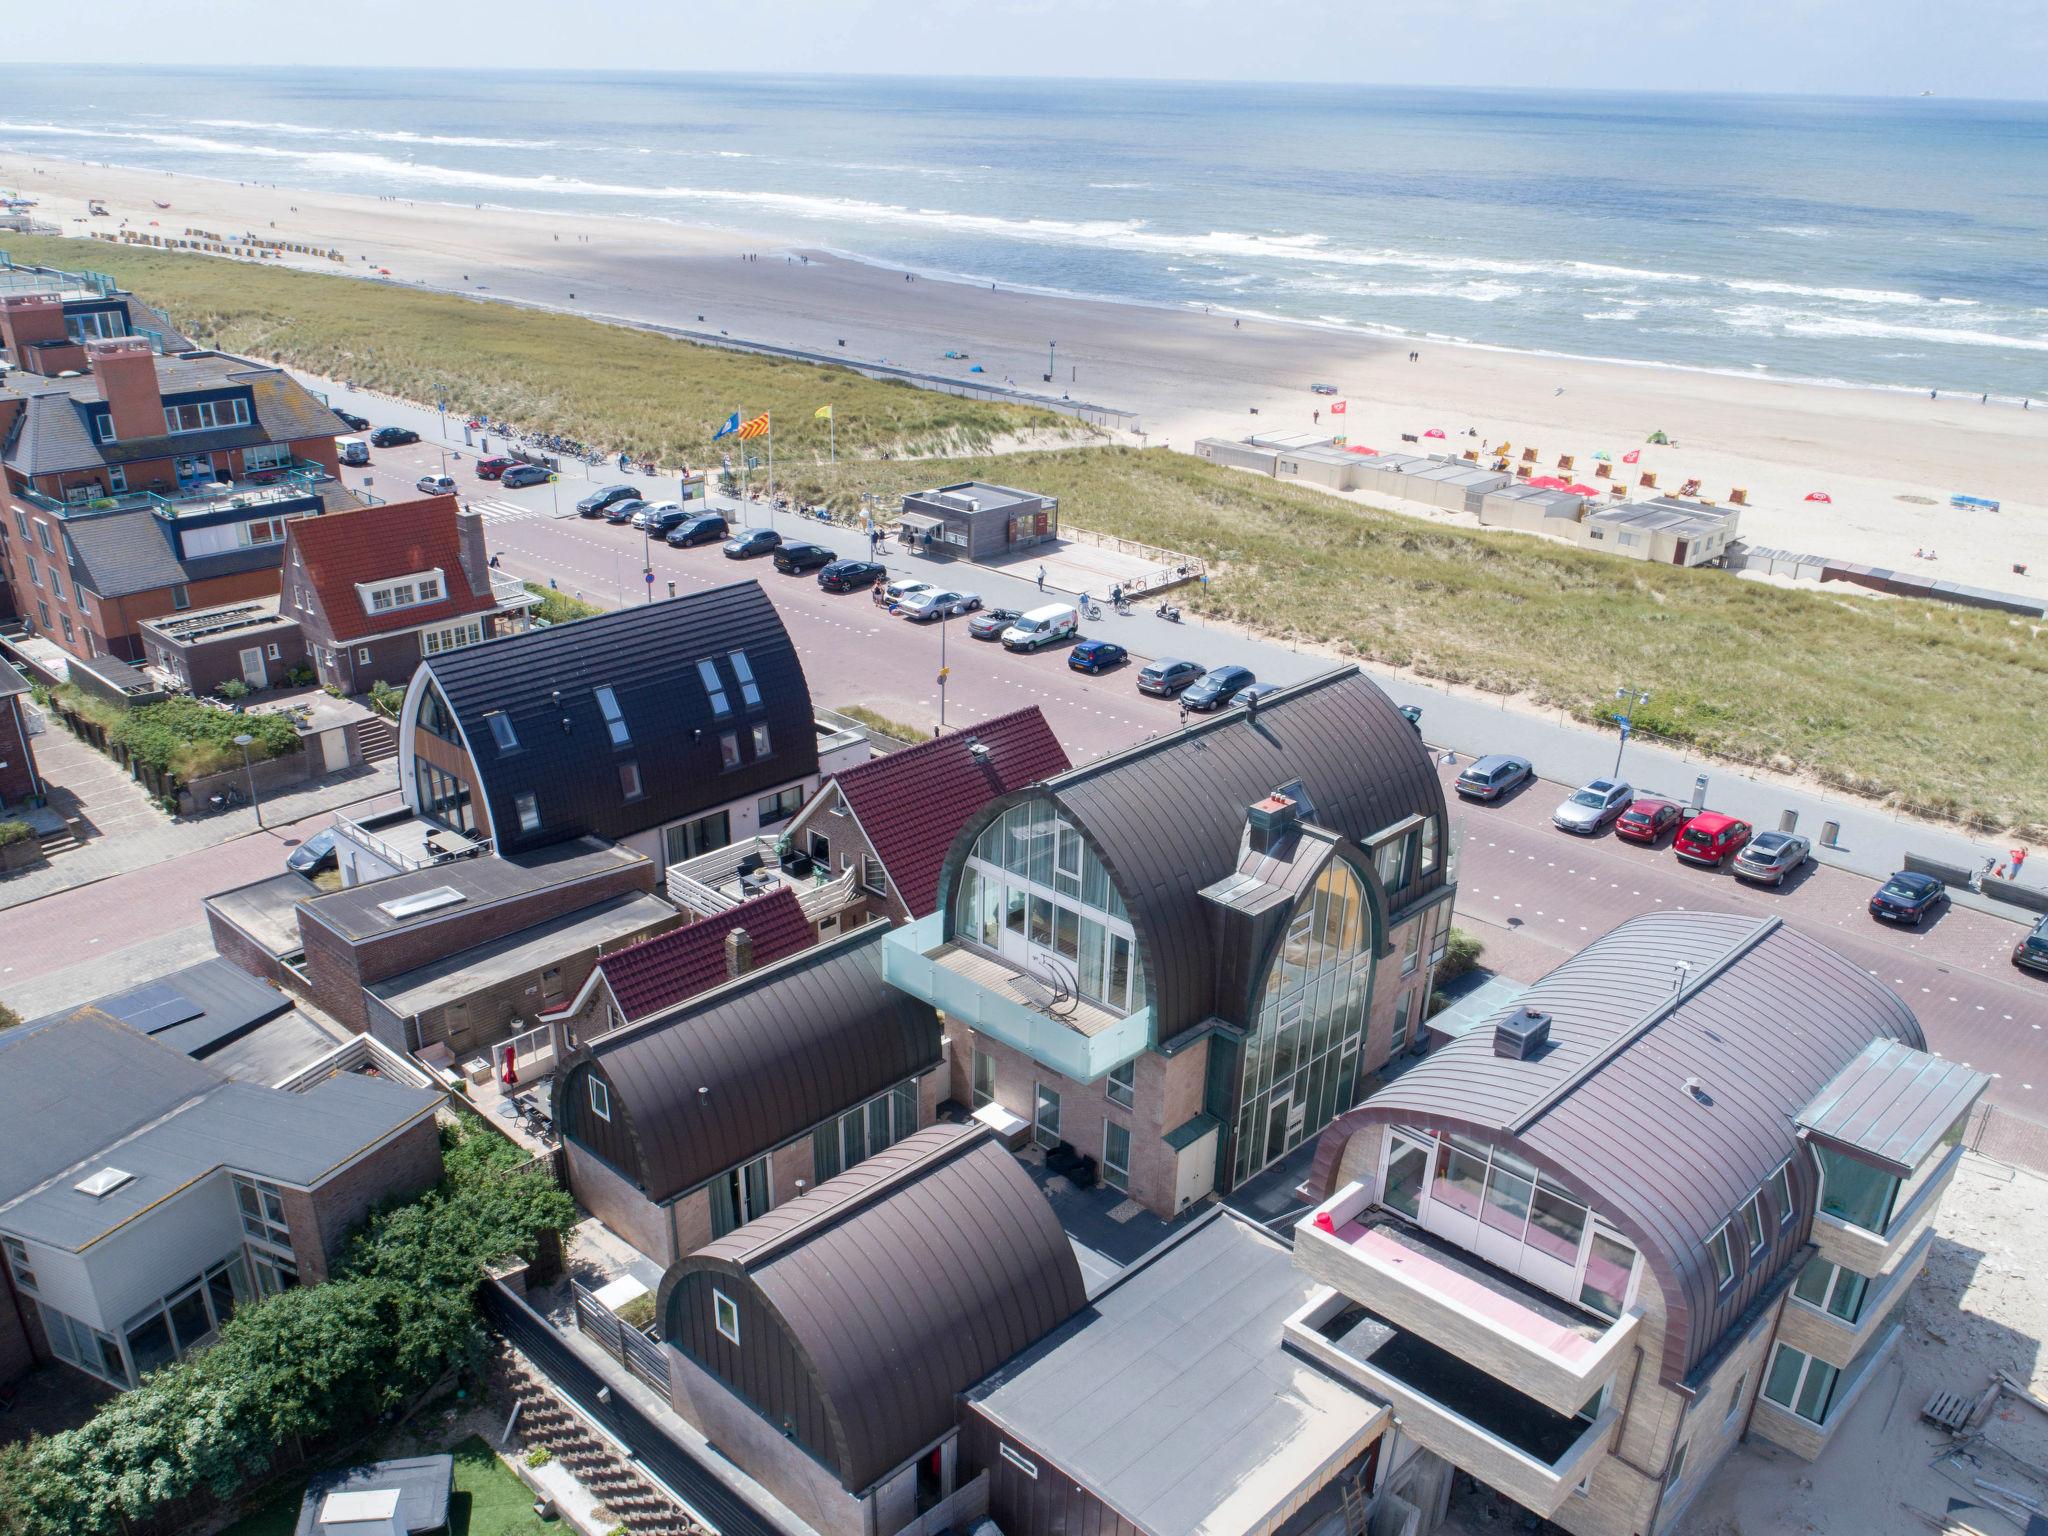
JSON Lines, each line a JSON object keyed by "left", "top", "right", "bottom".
{"left": 1423, "top": 428, "right": 1446, "bottom": 439}
{"left": 1804, "top": 491, "right": 1832, "bottom": 503}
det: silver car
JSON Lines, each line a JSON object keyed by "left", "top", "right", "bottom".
{"left": 896, "top": 588, "right": 982, "bottom": 622}
{"left": 1553, "top": 778, "right": 1634, "bottom": 834}
{"left": 1732, "top": 831, "right": 1812, "bottom": 886}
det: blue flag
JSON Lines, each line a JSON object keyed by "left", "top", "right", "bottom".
{"left": 712, "top": 410, "right": 740, "bottom": 441}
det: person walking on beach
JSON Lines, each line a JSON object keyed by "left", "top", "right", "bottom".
{"left": 1036, "top": 565, "right": 1046, "bottom": 592}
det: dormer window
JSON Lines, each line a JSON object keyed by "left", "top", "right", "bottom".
{"left": 358, "top": 569, "right": 446, "bottom": 617}
{"left": 95, "top": 414, "right": 116, "bottom": 444}
{"left": 163, "top": 397, "right": 251, "bottom": 435}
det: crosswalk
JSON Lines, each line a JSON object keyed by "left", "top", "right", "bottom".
{"left": 466, "top": 498, "right": 539, "bottom": 525}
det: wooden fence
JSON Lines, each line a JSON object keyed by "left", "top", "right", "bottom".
{"left": 572, "top": 1280, "right": 672, "bottom": 1396}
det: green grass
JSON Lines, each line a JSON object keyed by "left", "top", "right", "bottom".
{"left": 837, "top": 704, "right": 930, "bottom": 744}
{"left": 217, "top": 1435, "right": 550, "bottom": 1536}
{"left": 525, "top": 581, "right": 604, "bottom": 626}
{"left": 2, "top": 234, "right": 1080, "bottom": 464}
{"left": 780, "top": 447, "right": 2048, "bottom": 837}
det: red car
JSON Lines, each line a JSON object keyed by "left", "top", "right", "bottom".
{"left": 474, "top": 456, "right": 512, "bottom": 481}
{"left": 1614, "top": 797, "right": 1683, "bottom": 846}
{"left": 1674, "top": 812, "right": 1752, "bottom": 868}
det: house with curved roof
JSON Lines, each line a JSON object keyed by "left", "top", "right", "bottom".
{"left": 555, "top": 923, "right": 944, "bottom": 1265}
{"left": 881, "top": 664, "right": 1455, "bottom": 1219}
{"left": 656, "top": 1123, "right": 1086, "bottom": 1536}
{"left": 1288, "top": 911, "right": 1985, "bottom": 1535}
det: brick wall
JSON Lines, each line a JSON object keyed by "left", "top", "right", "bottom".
{"left": 564, "top": 1139, "right": 678, "bottom": 1268}
{"left": 206, "top": 904, "right": 293, "bottom": 990}
{"left": 1649, "top": 1298, "right": 1779, "bottom": 1535}
{"left": 92, "top": 567, "right": 284, "bottom": 661}
{"left": 283, "top": 1113, "right": 445, "bottom": 1285}
{"left": 335, "top": 632, "right": 426, "bottom": 697}
{"left": 0, "top": 700, "right": 39, "bottom": 806}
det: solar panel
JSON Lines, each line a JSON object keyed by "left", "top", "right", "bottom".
{"left": 103, "top": 981, "right": 204, "bottom": 1036}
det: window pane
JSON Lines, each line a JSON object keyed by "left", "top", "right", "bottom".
{"left": 1793, "top": 1257, "right": 1834, "bottom": 1308}
{"left": 1384, "top": 1138, "right": 1428, "bottom": 1220}
{"left": 697, "top": 659, "right": 730, "bottom": 715}
{"left": 728, "top": 650, "right": 762, "bottom": 707}
{"left": 1029, "top": 895, "right": 1053, "bottom": 948}
{"left": 1106, "top": 1058, "right": 1134, "bottom": 1110}
{"left": 1580, "top": 1231, "right": 1636, "bottom": 1318}
{"left": 892, "top": 1080, "right": 917, "bottom": 1139}
{"left": 1527, "top": 1187, "right": 1587, "bottom": 1264}
{"left": 1709, "top": 1227, "right": 1734, "bottom": 1286}
{"left": 812, "top": 1124, "right": 842, "bottom": 1183}
{"left": 867, "top": 1097, "right": 891, "bottom": 1158}
{"left": 1795, "top": 1358, "right": 1839, "bottom": 1423}
{"left": 973, "top": 1050, "right": 995, "bottom": 1109}
{"left": 1742, "top": 1198, "right": 1766, "bottom": 1253}
{"left": 1430, "top": 1140, "right": 1485, "bottom": 1219}
{"left": 1816, "top": 1146, "right": 1898, "bottom": 1232}
{"left": 1109, "top": 935, "right": 1132, "bottom": 1010}
{"left": 1481, "top": 1161, "right": 1535, "bottom": 1238}
{"left": 1828, "top": 1269, "right": 1869, "bottom": 1323}
{"left": 166, "top": 1286, "right": 212, "bottom": 1352}
{"left": 126, "top": 1312, "right": 175, "bottom": 1380}
{"left": 1054, "top": 904, "right": 1079, "bottom": 960}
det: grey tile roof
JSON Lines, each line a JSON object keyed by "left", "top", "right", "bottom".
{"left": 61, "top": 508, "right": 287, "bottom": 601}
{"left": 1796, "top": 1038, "right": 1988, "bottom": 1176}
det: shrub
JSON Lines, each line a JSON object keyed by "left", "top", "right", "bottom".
{"left": 289, "top": 664, "right": 318, "bottom": 687}
{"left": 0, "top": 1002, "right": 20, "bottom": 1033}
{"left": 1435, "top": 928, "right": 1485, "bottom": 983}
{"left": 836, "top": 704, "right": 926, "bottom": 743}
{"left": 105, "top": 697, "right": 297, "bottom": 780}
{"left": 0, "top": 820, "right": 33, "bottom": 848}
{"left": 1426, "top": 989, "right": 1450, "bottom": 1019}
{"left": 523, "top": 582, "right": 603, "bottom": 626}
{"left": 216, "top": 678, "right": 250, "bottom": 702}
{"left": 368, "top": 679, "right": 404, "bottom": 718}
{"left": 525, "top": 1447, "right": 553, "bottom": 1469}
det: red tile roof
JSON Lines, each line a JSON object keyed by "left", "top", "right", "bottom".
{"left": 289, "top": 495, "right": 497, "bottom": 642}
{"left": 598, "top": 885, "right": 814, "bottom": 1022}
{"left": 829, "top": 706, "right": 1070, "bottom": 916}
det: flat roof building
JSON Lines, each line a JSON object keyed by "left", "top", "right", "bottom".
{"left": 896, "top": 480, "right": 1058, "bottom": 561}
{"left": 1578, "top": 496, "right": 1739, "bottom": 567}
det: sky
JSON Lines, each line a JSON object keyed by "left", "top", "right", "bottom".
{"left": 13, "top": 0, "right": 2047, "bottom": 99}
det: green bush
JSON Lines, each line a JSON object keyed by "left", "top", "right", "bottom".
{"left": 368, "top": 679, "right": 404, "bottom": 718}
{"left": 1436, "top": 928, "right": 1485, "bottom": 983}
{"left": 0, "top": 1115, "right": 573, "bottom": 1536}
{"left": 104, "top": 697, "right": 297, "bottom": 780}
{"left": 524, "top": 1446, "right": 553, "bottom": 1469}
{"left": 1426, "top": 989, "right": 1450, "bottom": 1019}
{"left": 0, "top": 820, "right": 32, "bottom": 848}
{"left": 523, "top": 582, "right": 602, "bottom": 627}
{"left": 836, "top": 704, "right": 926, "bottom": 744}
{"left": 289, "top": 664, "right": 318, "bottom": 687}
{"left": 216, "top": 678, "right": 250, "bottom": 702}
{"left": 0, "top": 1002, "right": 20, "bottom": 1033}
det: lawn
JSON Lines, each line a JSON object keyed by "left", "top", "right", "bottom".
{"left": 2, "top": 234, "right": 1080, "bottom": 466}
{"left": 218, "top": 1435, "right": 549, "bottom": 1536}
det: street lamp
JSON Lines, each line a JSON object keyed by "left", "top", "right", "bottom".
{"left": 1611, "top": 685, "right": 1650, "bottom": 778}
{"left": 1047, "top": 339, "right": 1056, "bottom": 382}
{"left": 936, "top": 608, "right": 951, "bottom": 731}
{"left": 233, "top": 732, "right": 262, "bottom": 828}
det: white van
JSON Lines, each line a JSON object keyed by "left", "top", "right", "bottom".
{"left": 1001, "top": 603, "right": 1079, "bottom": 652}
{"left": 337, "top": 436, "right": 370, "bottom": 467}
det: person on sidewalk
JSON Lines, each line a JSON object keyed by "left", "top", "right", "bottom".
{"left": 1036, "top": 565, "right": 1046, "bottom": 592}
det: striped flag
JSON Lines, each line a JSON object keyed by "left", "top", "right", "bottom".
{"left": 735, "top": 411, "right": 771, "bottom": 440}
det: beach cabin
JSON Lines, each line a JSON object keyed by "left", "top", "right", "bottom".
{"left": 1578, "top": 496, "right": 1740, "bottom": 567}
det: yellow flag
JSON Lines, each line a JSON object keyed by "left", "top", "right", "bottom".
{"left": 814, "top": 404, "right": 833, "bottom": 420}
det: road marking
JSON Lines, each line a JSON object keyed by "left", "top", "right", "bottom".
{"left": 467, "top": 498, "right": 539, "bottom": 524}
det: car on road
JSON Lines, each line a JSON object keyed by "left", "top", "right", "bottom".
{"left": 370, "top": 426, "right": 419, "bottom": 447}
{"left": 577, "top": 484, "right": 641, "bottom": 516}
{"left": 415, "top": 473, "right": 458, "bottom": 496}
{"left": 898, "top": 588, "right": 982, "bottom": 621}
{"left": 1232, "top": 680, "right": 1282, "bottom": 706}
{"left": 1732, "top": 831, "right": 1812, "bottom": 886}
{"left": 724, "top": 528, "right": 782, "bottom": 559}
{"left": 773, "top": 542, "right": 836, "bottom": 574}
{"left": 1181, "top": 664, "right": 1257, "bottom": 711}
{"left": 1310, "top": 383, "right": 1339, "bottom": 396}
{"left": 968, "top": 606, "right": 1023, "bottom": 639}
{"left": 817, "top": 559, "right": 885, "bottom": 592}
{"left": 1454, "top": 754, "right": 1534, "bottom": 802}
{"left": 1399, "top": 703, "right": 1423, "bottom": 731}
{"left": 285, "top": 827, "right": 338, "bottom": 876}
{"left": 1869, "top": 870, "right": 1947, "bottom": 926}
{"left": 331, "top": 409, "right": 371, "bottom": 432}
{"left": 666, "top": 513, "right": 729, "bottom": 547}
{"left": 1137, "top": 658, "right": 1206, "bottom": 696}
{"left": 1552, "top": 778, "right": 1633, "bottom": 835}
{"left": 1069, "top": 640, "right": 1129, "bottom": 675}
{"left": 2013, "top": 914, "right": 2048, "bottom": 975}
{"left": 474, "top": 456, "right": 511, "bottom": 481}
{"left": 1001, "top": 603, "right": 1080, "bottom": 652}
{"left": 500, "top": 463, "right": 551, "bottom": 488}
{"left": 1673, "top": 811, "right": 1752, "bottom": 868}
{"left": 1614, "top": 797, "right": 1683, "bottom": 846}
{"left": 603, "top": 499, "right": 648, "bottom": 526}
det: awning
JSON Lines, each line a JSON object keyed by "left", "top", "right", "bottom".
{"left": 897, "top": 511, "right": 945, "bottom": 535}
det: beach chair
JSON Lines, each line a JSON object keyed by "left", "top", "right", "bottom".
{"left": 1608, "top": 484, "right": 1628, "bottom": 498}
{"left": 1594, "top": 463, "right": 1612, "bottom": 479}
{"left": 1639, "top": 472, "right": 1658, "bottom": 489}
{"left": 1522, "top": 447, "right": 1539, "bottom": 463}
{"left": 1729, "top": 488, "right": 1748, "bottom": 505}
{"left": 1557, "top": 454, "right": 1575, "bottom": 471}
{"left": 1491, "top": 458, "right": 1510, "bottom": 472}
{"left": 1463, "top": 450, "right": 1479, "bottom": 462}
{"left": 1516, "top": 464, "right": 1533, "bottom": 478}
{"left": 1680, "top": 478, "right": 1702, "bottom": 498}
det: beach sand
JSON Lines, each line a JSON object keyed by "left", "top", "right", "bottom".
{"left": 8, "top": 152, "right": 2046, "bottom": 594}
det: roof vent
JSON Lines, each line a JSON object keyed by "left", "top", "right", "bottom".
{"left": 966, "top": 738, "right": 991, "bottom": 761}
{"left": 1494, "top": 1007, "right": 1552, "bottom": 1061}
{"left": 1247, "top": 793, "right": 1298, "bottom": 856}
{"left": 1684, "top": 1076, "right": 1714, "bottom": 1107}
{"left": 75, "top": 1167, "right": 134, "bottom": 1199}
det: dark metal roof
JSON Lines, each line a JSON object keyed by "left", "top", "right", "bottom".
{"left": 942, "top": 666, "right": 1447, "bottom": 1039}
{"left": 1796, "top": 1039, "right": 1988, "bottom": 1176}
{"left": 23, "top": 957, "right": 291, "bottom": 1060}
{"left": 660, "top": 1124, "right": 1085, "bottom": 1492}
{"left": 422, "top": 581, "right": 816, "bottom": 855}
{"left": 294, "top": 1453, "right": 452, "bottom": 1536}
{"left": 560, "top": 924, "right": 940, "bottom": 1203}
{"left": 1309, "top": 910, "right": 1923, "bottom": 1384}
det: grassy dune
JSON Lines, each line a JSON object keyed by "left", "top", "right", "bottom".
{"left": 2, "top": 235, "right": 1078, "bottom": 463}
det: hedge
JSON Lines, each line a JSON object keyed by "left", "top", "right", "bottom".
{"left": 105, "top": 697, "right": 299, "bottom": 780}
{"left": 0, "top": 821, "right": 32, "bottom": 848}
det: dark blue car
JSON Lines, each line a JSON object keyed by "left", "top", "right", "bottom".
{"left": 1868, "top": 871, "right": 1947, "bottom": 926}
{"left": 1067, "top": 640, "right": 1128, "bottom": 675}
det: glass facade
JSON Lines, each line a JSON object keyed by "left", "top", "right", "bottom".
{"left": 1232, "top": 859, "right": 1375, "bottom": 1186}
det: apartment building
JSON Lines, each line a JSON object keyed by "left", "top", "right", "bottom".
{"left": 1289, "top": 910, "right": 1984, "bottom": 1536}
{"left": 0, "top": 269, "right": 191, "bottom": 376}
{"left": 883, "top": 665, "right": 1455, "bottom": 1220}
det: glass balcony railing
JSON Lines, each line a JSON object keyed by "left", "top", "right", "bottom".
{"left": 19, "top": 467, "right": 325, "bottom": 520}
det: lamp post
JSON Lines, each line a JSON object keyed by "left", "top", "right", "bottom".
{"left": 1612, "top": 685, "right": 1650, "bottom": 778}
{"left": 936, "top": 609, "right": 950, "bottom": 731}
{"left": 233, "top": 732, "right": 262, "bottom": 828}
{"left": 1047, "top": 339, "right": 1056, "bottom": 381}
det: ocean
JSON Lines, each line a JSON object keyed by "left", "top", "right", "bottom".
{"left": 4, "top": 67, "right": 2046, "bottom": 399}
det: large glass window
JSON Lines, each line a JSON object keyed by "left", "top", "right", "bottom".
{"left": 234, "top": 1176, "right": 291, "bottom": 1249}
{"left": 710, "top": 1155, "right": 771, "bottom": 1239}
{"left": 664, "top": 810, "right": 731, "bottom": 868}
{"left": 1034, "top": 1082, "right": 1061, "bottom": 1149}
{"left": 728, "top": 650, "right": 762, "bottom": 708}
{"left": 415, "top": 681, "right": 459, "bottom": 743}
{"left": 1814, "top": 1145, "right": 1900, "bottom": 1234}
{"left": 1580, "top": 1230, "right": 1638, "bottom": 1319}
{"left": 972, "top": 1050, "right": 996, "bottom": 1110}
{"left": 1792, "top": 1257, "right": 1870, "bottom": 1323}
{"left": 1103, "top": 1121, "right": 1131, "bottom": 1192}
{"left": 1106, "top": 1059, "right": 1135, "bottom": 1110}
{"left": 1763, "top": 1344, "right": 1841, "bottom": 1425}
{"left": 1383, "top": 1134, "right": 1429, "bottom": 1220}
{"left": 594, "top": 686, "right": 629, "bottom": 746}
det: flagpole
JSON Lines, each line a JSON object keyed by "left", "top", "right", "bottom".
{"left": 829, "top": 408, "right": 835, "bottom": 466}
{"left": 767, "top": 412, "right": 774, "bottom": 506}
{"left": 738, "top": 403, "right": 747, "bottom": 512}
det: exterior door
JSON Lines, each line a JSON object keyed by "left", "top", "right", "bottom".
{"left": 238, "top": 647, "right": 266, "bottom": 687}
{"left": 1672, "top": 539, "right": 1689, "bottom": 565}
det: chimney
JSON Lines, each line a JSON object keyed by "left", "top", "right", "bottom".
{"left": 454, "top": 507, "right": 490, "bottom": 597}
{"left": 1494, "top": 1007, "right": 1552, "bottom": 1061}
{"left": 1246, "top": 793, "right": 1297, "bottom": 857}
{"left": 0, "top": 295, "right": 70, "bottom": 373}
{"left": 87, "top": 337, "right": 164, "bottom": 442}
{"left": 724, "top": 926, "right": 754, "bottom": 980}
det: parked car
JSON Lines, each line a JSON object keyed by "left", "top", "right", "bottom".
{"left": 2012, "top": 913, "right": 2048, "bottom": 975}
{"left": 884, "top": 576, "right": 937, "bottom": 604}
{"left": 666, "top": 513, "right": 729, "bottom": 547}
{"left": 1614, "top": 797, "right": 1683, "bottom": 846}
{"left": 968, "top": 606, "right": 1023, "bottom": 639}
{"left": 415, "top": 473, "right": 457, "bottom": 496}
{"left": 1869, "top": 870, "right": 1947, "bottom": 926}
{"left": 1673, "top": 812, "right": 1752, "bottom": 868}
{"left": 1137, "top": 658, "right": 1206, "bottom": 696}
{"left": 1069, "top": 640, "right": 1128, "bottom": 674}
{"left": 642, "top": 504, "right": 691, "bottom": 537}
{"left": 500, "top": 463, "right": 551, "bottom": 488}
{"left": 773, "top": 542, "right": 837, "bottom": 574}
{"left": 1001, "top": 603, "right": 1080, "bottom": 652}
{"left": 285, "top": 827, "right": 338, "bottom": 875}
{"left": 1232, "top": 680, "right": 1282, "bottom": 706}
{"left": 1182, "top": 664, "right": 1256, "bottom": 711}
{"left": 369, "top": 426, "right": 419, "bottom": 447}
{"left": 1552, "top": 778, "right": 1633, "bottom": 835}
{"left": 474, "top": 456, "right": 511, "bottom": 481}
{"left": 898, "top": 588, "right": 982, "bottom": 621}
{"left": 817, "top": 558, "right": 885, "bottom": 592}
{"left": 603, "top": 499, "right": 648, "bottom": 525}
{"left": 1454, "top": 754, "right": 1533, "bottom": 802}
{"left": 1310, "top": 383, "right": 1339, "bottom": 396}
{"left": 331, "top": 409, "right": 371, "bottom": 432}
{"left": 1731, "top": 831, "right": 1811, "bottom": 886}
{"left": 631, "top": 499, "right": 681, "bottom": 528}
{"left": 576, "top": 484, "right": 641, "bottom": 516}
{"left": 1398, "top": 703, "right": 1423, "bottom": 731}
{"left": 724, "top": 528, "right": 782, "bottom": 559}
{"left": 336, "top": 436, "right": 371, "bottom": 467}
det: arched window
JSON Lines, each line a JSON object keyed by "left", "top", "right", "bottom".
{"left": 1234, "top": 858, "right": 1375, "bottom": 1185}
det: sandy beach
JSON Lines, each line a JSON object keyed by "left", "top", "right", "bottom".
{"left": 8, "top": 151, "right": 2047, "bottom": 594}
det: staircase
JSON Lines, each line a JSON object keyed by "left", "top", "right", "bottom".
{"left": 354, "top": 715, "right": 398, "bottom": 765}
{"left": 494, "top": 1341, "right": 708, "bottom": 1536}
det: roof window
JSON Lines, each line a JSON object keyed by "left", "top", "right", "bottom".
{"left": 486, "top": 711, "right": 518, "bottom": 751}
{"left": 697, "top": 659, "right": 730, "bottom": 717}
{"left": 377, "top": 885, "right": 466, "bottom": 919}
{"left": 595, "top": 686, "right": 630, "bottom": 746}
{"left": 76, "top": 1167, "right": 135, "bottom": 1199}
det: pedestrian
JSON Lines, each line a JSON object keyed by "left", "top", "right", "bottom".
{"left": 1314, "top": 410, "right": 1320, "bottom": 425}
{"left": 2014, "top": 848, "right": 2030, "bottom": 879}
{"left": 1178, "top": 699, "right": 1189, "bottom": 729}
{"left": 1036, "top": 565, "right": 1046, "bottom": 592}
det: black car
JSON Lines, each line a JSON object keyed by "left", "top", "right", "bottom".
{"left": 285, "top": 827, "right": 338, "bottom": 875}
{"left": 603, "top": 499, "right": 648, "bottom": 525}
{"left": 331, "top": 409, "right": 370, "bottom": 432}
{"left": 642, "top": 506, "right": 691, "bottom": 536}
{"left": 577, "top": 484, "right": 642, "bottom": 516}
{"left": 773, "top": 542, "right": 836, "bottom": 574}
{"left": 818, "top": 559, "right": 886, "bottom": 592}
{"left": 501, "top": 463, "right": 550, "bottom": 488}
{"left": 1137, "top": 658, "right": 1205, "bottom": 696}
{"left": 1869, "top": 871, "right": 1947, "bottom": 926}
{"left": 369, "top": 425, "right": 419, "bottom": 447}
{"left": 1067, "top": 640, "right": 1128, "bottom": 675}
{"left": 2014, "top": 913, "right": 2048, "bottom": 975}
{"left": 724, "top": 528, "right": 782, "bottom": 559}
{"left": 666, "top": 514, "right": 729, "bottom": 548}
{"left": 1181, "top": 664, "right": 1255, "bottom": 710}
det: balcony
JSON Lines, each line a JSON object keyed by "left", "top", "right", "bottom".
{"left": 1294, "top": 1182, "right": 1639, "bottom": 1418}
{"left": 882, "top": 910, "right": 1151, "bottom": 1084}
{"left": 331, "top": 807, "right": 489, "bottom": 883}
{"left": 1284, "top": 1287, "right": 1618, "bottom": 1517}
{"left": 19, "top": 472, "right": 325, "bottom": 521}
{"left": 664, "top": 834, "right": 862, "bottom": 926}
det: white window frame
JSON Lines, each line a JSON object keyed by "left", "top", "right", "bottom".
{"left": 595, "top": 685, "right": 630, "bottom": 746}
{"left": 162, "top": 396, "right": 252, "bottom": 436}
{"left": 1792, "top": 1257, "right": 1870, "bottom": 1324}
{"left": 233, "top": 1175, "right": 292, "bottom": 1251}
{"left": 588, "top": 1076, "right": 611, "bottom": 1121}
{"left": 420, "top": 618, "right": 483, "bottom": 658}
{"left": 356, "top": 568, "right": 446, "bottom": 618}
{"left": 1741, "top": 1190, "right": 1768, "bottom": 1254}
{"left": 3, "top": 1235, "right": 37, "bottom": 1294}
{"left": 751, "top": 721, "right": 772, "bottom": 758}
{"left": 1707, "top": 1222, "right": 1736, "bottom": 1288}
{"left": 999, "top": 1444, "right": 1039, "bottom": 1479}
{"left": 713, "top": 1288, "right": 740, "bottom": 1345}
{"left": 619, "top": 761, "right": 644, "bottom": 801}
{"left": 1106, "top": 1058, "right": 1135, "bottom": 1110}
{"left": 1769, "top": 1159, "right": 1794, "bottom": 1225}
{"left": 1761, "top": 1343, "right": 1839, "bottom": 1425}
{"left": 1102, "top": 1118, "right": 1131, "bottom": 1192}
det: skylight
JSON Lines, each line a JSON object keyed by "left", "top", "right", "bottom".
{"left": 729, "top": 650, "right": 762, "bottom": 708}
{"left": 595, "top": 686, "right": 630, "bottom": 746}
{"left": 377, "top": 885, "right": 466, "bottom": 919}
{"left": 486, "top": 711, "right": 518, "bottom": 751}
{"left": 75, "top": 1167, "right": 134, "bottom": 1199}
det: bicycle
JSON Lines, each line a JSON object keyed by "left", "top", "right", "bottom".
{"left": 1079, "top": 596, "right": 1103, "bottom": 621}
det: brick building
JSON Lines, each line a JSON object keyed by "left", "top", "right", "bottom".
{"left": 0, "top": 267, "right": 192, "bottom": 377}
{"left": 0, "top": 660, "right": 43, "bottom": 810}
{"left": 138, "top": 595, "right": 308, "bottom": 696}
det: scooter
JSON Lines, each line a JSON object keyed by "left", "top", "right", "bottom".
{"left": 1156, "top": 602, "right": 1182, "bottom": 623}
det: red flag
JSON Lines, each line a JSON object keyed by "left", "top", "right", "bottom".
{"left": 1330, "top": 400, "right": 1347, "bottom": 415}
{"left": 1622, "top": 449, "right": 1641, "bottom": 464}
{"left": 1423, "top": 428, "right": 1446, "bottom": 439}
